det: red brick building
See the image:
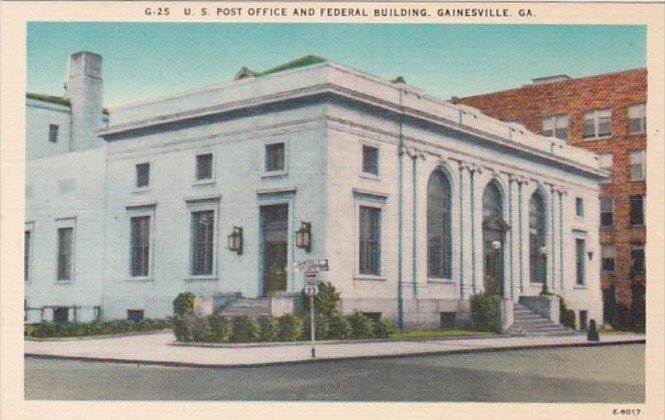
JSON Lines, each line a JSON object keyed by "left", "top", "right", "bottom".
{"left": 460, "top": 68, "right": 647, "bottom": 327}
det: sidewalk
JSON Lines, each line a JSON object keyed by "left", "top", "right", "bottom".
{"left": 25, "top": 331, "right": 645, "bottom": 368}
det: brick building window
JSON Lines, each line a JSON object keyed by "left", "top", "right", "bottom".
{"left": 584, "top": 109, "right": 612, "bottom": 139}
{"left": 598, "top": 153, "right": 613, "bottom": 183}
{"left": 631, "top": 243, "right": 645, "bottom": 275}
{"left": 630, "top": 150, "right": 646, "bottom": 181}
{"left": 628, "top": 103, "right": 646, "bottom": 134}
{"left": 542, "top": 115, "right": 569, "bottom": 140}
{"left": 196, "top": 153, "right": 213, "bottom": 180}
{"left": 630, "top": 195, "right": 644, "bottom": 226}
{"left": 49, "top": 124, "right": 59, "bottom": 143}
{"left": 136, "top": 163, "right": 150, "bottom": 188}
{"left": 600, "top": 198, "right": 613, "bottom": 227}
{"left": 601, "top": 244, "right": 616, "bottom": 272}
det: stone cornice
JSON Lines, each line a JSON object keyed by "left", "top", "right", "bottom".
{"left": 99, "top": 70, "right": 605, "bottom": 180}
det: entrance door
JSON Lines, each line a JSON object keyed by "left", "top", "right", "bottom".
{"left": 261, "top": 204, "right": 288, "bottom": 296}
{"left": 483, "top": 230, "right": 504, "bottom": 295}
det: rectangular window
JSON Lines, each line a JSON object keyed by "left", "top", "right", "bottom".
{"left": 575, "top": 238, "right": 586, "bottom": 286}
{"left": 628, "top": 103, "right": 646, "bottom": 134}
{"left": 191, "top": 210, "right": 214, "bottom": 275}
{"left": 130, "top": 216, "right": 150, "bottom": 277}
{"left": 362, "top": 145, "right": 379, "bottom": 176}
{"left": 631, "top": 243, "right": 645, "bottom": 275}
{"left": 136, "top": 163, "right": 150, "bottom": 188}
{"left": 53, "top": 307, "right": 69, "bottom": 324}
{"left": 584, "top": 109, "right": 612, "bottom": 139}
{"left": 630, "top": 195, "right": 644, "bottom": 226}
{"left": 575, "top": 197, "right": 584, "bottom": 217}
{"left": 601, "top": 244, "right": 616, "bottom": 272}
{"left": 579, "top": 310, "right": 588, "bottom": 331}
{"left": 600, "top": 198, "right": 613, "bottom": 227}
{"left": 196, "top": 153, "right": 213, "bottom": 180}
{"left": 24, "top": 231, "right": 31, "bottom": 282}
{"left": 265, "top": 143, "right": 285, "bottom": 172}
{"left": 127, "top": 310, "right": 144, "bottom": 322}
{"left": 630, "top": 150, "right": 646, "bottom": 181}
{"left": 48, "top": 124, "right": 59, "bottom": 143}
{"left": 542, "top": 115, "right": 569, "bottom": 140}
{"left": 57, "top": 227, "right": 73, "bottom": 281}
{"left": 598, "top": 153, "right": 613, "bottom": 183}
{"left": 359, "top": 206, "right": 381, "bottom": 275}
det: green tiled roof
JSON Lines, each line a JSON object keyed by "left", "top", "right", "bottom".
{"left": 26, "top": 92, "right": 71, "bottom": 107}
{"left": 248, "top": 55, "right": 327, "bottom": 77}
{"left": 26, "top": 92, "right": 109, "bottom": 115}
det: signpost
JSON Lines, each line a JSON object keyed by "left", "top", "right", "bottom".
{"left": 295, "top": 259, "right": 329, "bottom": 358}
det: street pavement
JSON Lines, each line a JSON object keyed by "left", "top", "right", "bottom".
{"left": 25, "top": 344, "right": 645, "bottom": 401}
{"left": 24, "top": 330, "right": 645, "bottom": 367}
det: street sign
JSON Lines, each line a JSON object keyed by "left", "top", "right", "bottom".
{"left": 294, "top": 259, "right": 329, "bottom": 272}
{"left": 304, "top": 269, "right": 319, "bottom": 285}
{"left": 304, "top": 285, "right": 319, "bottom": 297}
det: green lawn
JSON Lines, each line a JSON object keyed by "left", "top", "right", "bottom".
{"left": 391, "top": 329, "right": 494, "bottom": 340}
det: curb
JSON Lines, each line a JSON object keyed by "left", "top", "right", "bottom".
{"left": 25, "top": 338, "right": 645, "bottom": 369}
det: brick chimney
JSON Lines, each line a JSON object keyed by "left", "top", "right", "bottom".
{"left": 64, "top": 51, "right": 103, "bottom": 151}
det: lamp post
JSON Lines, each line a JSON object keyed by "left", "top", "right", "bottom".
{"left": 491, "top": 240, "right": 502, "bottom": 295}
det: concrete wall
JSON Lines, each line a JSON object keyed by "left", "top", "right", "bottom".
{"left": 25, "top": 147, "right": 107, "bottom": 321}
{"left": 101, "top": 103, "right": 329, "bottom": 320}
{"left": 25, "top": 101, "right": 72, "bottom": 160}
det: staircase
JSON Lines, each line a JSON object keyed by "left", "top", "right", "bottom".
{"left": 511, "top": 303, "right": 580, "bottom": 336}
{"left": 217, "top": 298, "right": 272, "bottom": 318}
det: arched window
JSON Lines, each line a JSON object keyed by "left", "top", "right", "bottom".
{"left": 529, "top": 192, "right": 547, "bottom": 284}
{"left": 427, "top": 171, "right": 452, "bottom": 278}
{"left": 483, "top": 181, "right": 503, "bottom": 220}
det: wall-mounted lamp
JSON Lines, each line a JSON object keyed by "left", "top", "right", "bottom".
{"left": 539, "top": 246, "right": 548, "bottom": 257}
{"left": 295, "top": 221, "right": 312, "bottom": 253}
{"left": 491, "top": 240, "right": 502, "bottom": 251}
{"left": 587, "top": 251, "right": 594, "bottom": 261}
{"left": 227, "top": 226, "right": 243, "bottom": 255}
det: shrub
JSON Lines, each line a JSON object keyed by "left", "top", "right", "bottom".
{"left": 327, "top": 313, "right": 352, "bottom": 340}
{"left": 259, "top": 317, "right": 278, "bottom": 342}
{"left": 231, "top": 316, "right": 261, "bottom": 343}
{"left": 302, "top": 313, "right": 330, "bottom": 341}
{"left": 470, "top": 292, "right": 501, "bottom": 332}
{"left": 173, "top": 292, "right": 197, "bottom": 317}
{"left": 302, "top": 281, "right": 342, "bottom": 318}
{"left": 372, "top": 316, "right": 395, "bottom": 338}
{"left": 276, "top": 314, "right": 304, "bottom": 342}
{"left": 208, "top": 314, "right": 233, "bottom": 343}
{"left": 173, "top": 316, "right": 193, "bottom": 342}
{"left": 559, "top": 298, "right": 576, "bottom": 329}
{"left": 347, "top": 311, "right": 374, "bottom": 339}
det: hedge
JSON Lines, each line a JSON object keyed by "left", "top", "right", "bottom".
{"left": 26, "top": 318, "right": 173, "bottom": 338}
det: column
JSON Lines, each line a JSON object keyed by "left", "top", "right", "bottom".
{"left": 549, "top": 185, "right": 558, "bottom": 293}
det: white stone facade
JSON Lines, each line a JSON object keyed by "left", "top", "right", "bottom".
{"left": 25, "top": 53, "right": 605, "bottom": 329}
